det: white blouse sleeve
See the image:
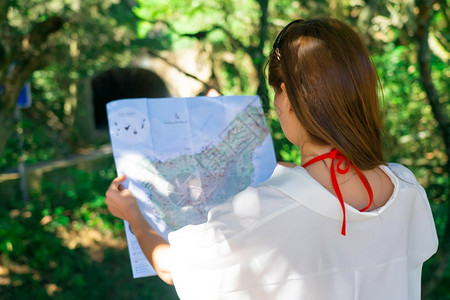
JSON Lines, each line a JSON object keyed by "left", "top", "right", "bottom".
{"left": 388, "top": 163, "right": 439, "bottom": 265}
{"left": 168, "top": 185, "right": 295, "bottom": 299}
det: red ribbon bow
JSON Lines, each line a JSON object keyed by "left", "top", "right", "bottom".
{"left": 302, "top": 149, "right": 373, "bottom": 236}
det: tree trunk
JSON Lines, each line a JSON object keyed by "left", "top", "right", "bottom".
{"left": 0, "top": 107, "right": 17, "bottom": 160}
{"left": 0, "top": 58, "right": 41, "bottom": 159}
{"left": 255, "top": 0, "right": 270, "bottom": 112}
{"left": 0, "top": 15, "right": 64, "bottom": 159}
{"left": 415, "top": 0, "right": 450, "bottom": 297}
{"left": 0, "top": 67, "right": 33, "bottom": 159}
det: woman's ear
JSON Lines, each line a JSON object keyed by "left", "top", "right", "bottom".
{"left": 280, "top": 83, "right": 294, "bottom": 113}
{"left": 281, "top": 82, "right": 287, "bottom": 93}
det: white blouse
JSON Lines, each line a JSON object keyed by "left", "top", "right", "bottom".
{"left": 168, "top": 163, "right": 438, "bottom": 300}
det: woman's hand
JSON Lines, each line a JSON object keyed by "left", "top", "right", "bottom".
{"left": 105, "top": 174, "right": 173, "bottom": 285}
{"left": 105, "top": 174, "right": 140, "bottom": 221}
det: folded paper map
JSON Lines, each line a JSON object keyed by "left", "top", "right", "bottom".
{"left": 107, "top": 95, "right": 277, "bottom": 278}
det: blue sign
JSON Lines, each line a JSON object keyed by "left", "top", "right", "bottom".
{"left": 17, "top": 82, "right": 32, "bottom": 108}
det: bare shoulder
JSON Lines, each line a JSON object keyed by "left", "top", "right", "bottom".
{"left": 341, "top": 166, "right": 394, "bottom": 211}
{"left": 363, "top": 166, "right": 395, "bottom": 210}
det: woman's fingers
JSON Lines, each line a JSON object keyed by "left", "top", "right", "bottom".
{"left": 109, "top": 174, "right": 126, "bottom": 190}
{"left": 106, "top": 175, "right": 126, "bottom": 197}
{"left": 113, "top": 174, "right": 126, "bottom": 183}
{"left": 105, "top": 174, "right": 140, "bottom": 221}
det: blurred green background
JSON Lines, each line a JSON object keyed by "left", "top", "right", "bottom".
{"left": 0, "top": 0, "right": 448, "bottom": 299}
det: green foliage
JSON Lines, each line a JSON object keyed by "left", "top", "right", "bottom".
{"left": 133, "top": 0, "right": 268, "bottom": 96}
{"left": 373, "top": 43, "right": 448, "bottom": 203}
{"left": 0, "top": 163, "right": 179, "bottom": 299}
{"left": 0, "top": 0, "right": 141, "bottom": 171}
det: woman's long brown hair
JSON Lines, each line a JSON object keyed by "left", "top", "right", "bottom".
{"left": 267, "top": 17, "right": 385, "bottom": 170}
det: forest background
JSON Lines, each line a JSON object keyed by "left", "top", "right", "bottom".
{"left": 0, "top": 0, "right": 448, "bottom": 299}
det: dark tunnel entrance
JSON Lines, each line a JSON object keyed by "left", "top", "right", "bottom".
{"left": 91, "top": 67, "right": 171, "bottom": 129}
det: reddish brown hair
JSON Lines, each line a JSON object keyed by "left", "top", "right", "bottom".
{"left": 267, "top": 17, "right": 385, "bottom": 170}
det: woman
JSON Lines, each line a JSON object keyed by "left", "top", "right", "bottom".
{"left": 105, "top": 17, "right": 438, "bottom": 299}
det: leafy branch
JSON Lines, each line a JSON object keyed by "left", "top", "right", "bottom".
{"left": 416, "top": 0, "right": 450, "bottom": 297}
{"left": 0, "top": 2, "right": 65, "bottom": 158}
